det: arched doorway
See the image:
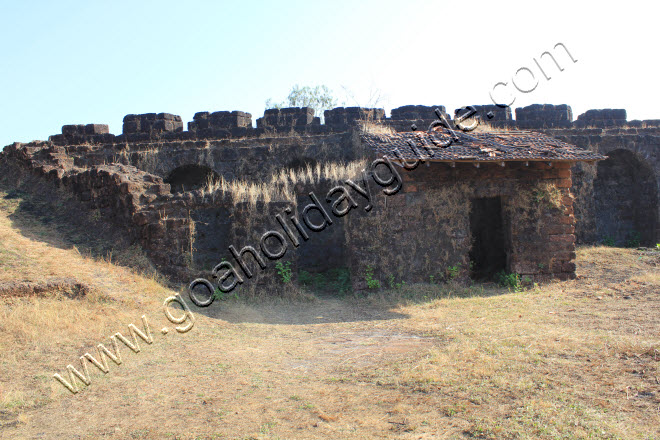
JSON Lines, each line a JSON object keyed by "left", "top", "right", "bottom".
{"left": 593, "top": 149, "right": 658, "bottom": 245}
{"left": 164, "top": 164, "right": 219, "bottom": 193}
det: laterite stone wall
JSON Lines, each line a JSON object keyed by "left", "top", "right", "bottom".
{"left": 346, "top": 161, "right": 576, "bottom": 290}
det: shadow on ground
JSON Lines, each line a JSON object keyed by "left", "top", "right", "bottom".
{"left": 194, "top": 296, "right": 410, "bottom": 325}
{"left": 0, "top": 171, "right": 509, "bottom": 326}
{"left": 0, "top": 174, "right": 159, "bottom": 274}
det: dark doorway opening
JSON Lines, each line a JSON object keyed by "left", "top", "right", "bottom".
{"left": 469, "top": 197, "right": 508, "bottom": 280}
{"left": 593, "top": 149, "right": 658, "bottom": 246}
{"left": 165, "top": 164, "right": 219, "bottom": 193}
{"left": 285, "top": 157, "right": 318, "bottom": 172}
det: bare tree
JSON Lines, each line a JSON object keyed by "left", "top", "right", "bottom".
{"left": 265, "top": 85, "right": 340, "bottom": 121}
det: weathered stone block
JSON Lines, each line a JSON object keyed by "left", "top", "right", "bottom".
{"left": 84, "top": 124, "right": 109, "bottom": 135}
{"left": 123, "top": 121, "right": 140, "bottom": 134}
{"left": 577, "top": 109, "right": 627, "bottom": 121}
{"left": 324, "top": 107, "right": 385, "bottom": 126}
{"left": 391, "top": 105, "right": 445, "bottom": 120}
{"left": 62, "top": 125, "right": 85, "bottom": 135}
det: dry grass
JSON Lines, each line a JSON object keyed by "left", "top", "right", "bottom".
{"left": 360, "top": 121, "right": 395, "bottom": 135}
{"left": 201, "top": 174, "right": 296, "bottom": 206}
{"left": 200, "top": 160, "right": 367, "bottom": 209}
{"left": 0, "top": 182, "right": 658, "bottom": 439}
{"left": 0, "top": 186, "right": 176, "bottom": 422}
{"left": 269, "top": 160, "right": 366, "bottom": 187}
{"left": 469, "top": 122, "right": 519, "bottom": 132}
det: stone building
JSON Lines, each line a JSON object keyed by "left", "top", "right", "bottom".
{"left": 1, "top": 103, "right": 657, "bottom": 295}
{"left": 350, "top": 129, "right": 604, "bottom": 288}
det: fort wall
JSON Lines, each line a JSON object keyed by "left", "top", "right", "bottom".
{"left": 2, "top": 102, "right": 658, "bottom": 291}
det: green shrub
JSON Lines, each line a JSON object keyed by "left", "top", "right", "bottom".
{"left": 297, "top": 268, "right": 351, "bottom": 294}
{"left": 387, "top": 274, "right": 406, "bottom": 289}
{"left": 364, "top": 265, "right": 381, "bottom": 290}
{"left": 327, "top": 268, "right": 351, "bottom": 294}
{"left": 445, "top": 264, "right": 461, "bottom": 281}
{"left": 602, "top": 236, "right": 616, "bottom": 247}
{"left": 298, "top": 270, "right": 323, "bottom": 289}
{"left": 626, "top": 231, "right": 641, "bottom": 248}
{"left": 275, "top": 261, "right": 293, "bottom": 284}
{"left": 298, "top": 270, "right": 314, "bottom": 286}
{"left": 213, "top": 285, "right": 240, "bottom": 301}
{"left": 496, "top": 270, "right": 522, "bottom": 291}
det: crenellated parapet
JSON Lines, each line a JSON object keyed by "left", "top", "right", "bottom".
{"left": 188, "top": 111, "right": 252, "bottom": 130}
{"left": 123, "top": 113, "right": 184, "bottom": 135}
{"left": 454, "top": 104, "right": 513, "bottom": 123}
{"left": 390, "top": 105, "right": 445, "bottom": 121}
{"left": 49, "top": 124, "right": 114, "bottom": 146}
{"left": 515, "top": 104, "right": 573, "bottom": 128}
{"left": 187, "top": 111, "right": 253, "bottom": 138}
{"left": 4, "top": 99, "right": 660, "bottom": 287}
{"left": 574, "top": 108, "right": 627, "bottom": 128}
{"left": 256, "top": 107, "right": 320, "bottom": 131}
{"left": 386, "top": 105, "right": 445, "bottom": 131}
{"left": 325, "top": 107, "right": 385, "bottom": 130}
{"left": 21, "top": 102, "right": 660, "bottom": 150}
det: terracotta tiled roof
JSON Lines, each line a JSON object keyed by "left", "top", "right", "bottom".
{"left": 361, "top": 129, "right": 605, "bottom": 162}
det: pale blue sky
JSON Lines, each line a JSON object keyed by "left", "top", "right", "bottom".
{"left": 1, "top": 0, "right": 657, "bottom": 147}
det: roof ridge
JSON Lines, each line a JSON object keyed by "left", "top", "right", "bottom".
{"left": 361, "top": 129, "right": 606, "bottom": 162}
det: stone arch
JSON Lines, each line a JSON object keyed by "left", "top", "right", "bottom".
{"left": 593, "top": 149, "right": 658, "bottom": 245}
{"left": 164, "top": 164, "right": 219, "bottom": 193}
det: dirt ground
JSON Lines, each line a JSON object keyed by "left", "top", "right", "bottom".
{"left": 0, "top": 186, "right": 658, "bottom": 440}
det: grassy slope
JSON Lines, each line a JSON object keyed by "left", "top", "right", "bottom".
{"left": 0, "top": 184, "right": 658, "bottom": 440}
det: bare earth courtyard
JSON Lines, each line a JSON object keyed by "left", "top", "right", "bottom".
{"left": 0, "top": 187, "right": 658, "bottom": 439}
